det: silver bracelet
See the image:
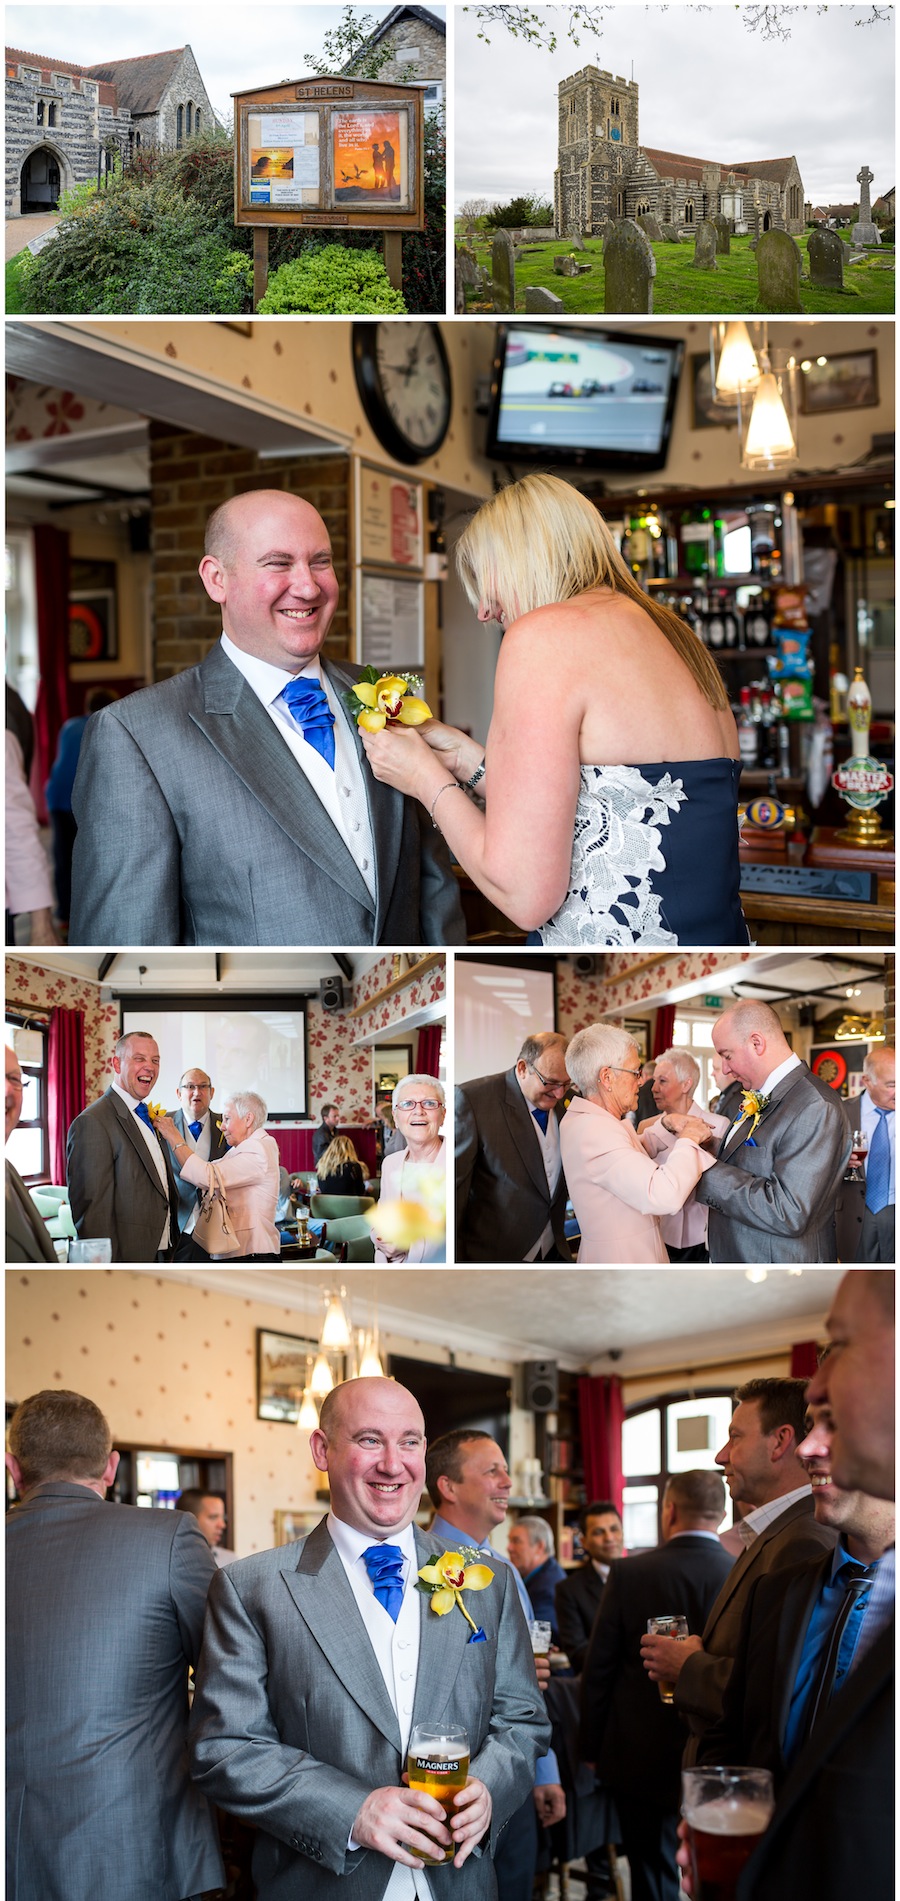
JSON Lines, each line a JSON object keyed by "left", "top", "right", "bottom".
{"left": 462, "top": 759, "right": 486, "bottom": 791}
{"left": 430, "top": 782, "right": 467, "bottom": 829}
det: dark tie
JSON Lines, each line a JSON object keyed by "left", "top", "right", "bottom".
{"left": 282, "top": 677, "right": 336, "bottom": 767}
{"left": 801, "top": 1563, "right": 874, "bottom": 1743}
{"left": 134, "top": 1102, "right": 153, "bottom": 1129}
{"left": 866, "top": 1109, "right": 891, "bottom": 1213}
{"left": 532, "top": 1108, "right": 550, "bottom": 1136}
{"left": 189, "top": 1121, "right": 203, "bottom": 1141}
{"left": 362, "top": 1543, "right": 405, "bottom": 1621}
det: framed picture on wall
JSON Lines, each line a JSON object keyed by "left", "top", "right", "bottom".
{"left": 373, "top": 1044, "right": 414, "bottom": 1103}
{"left": 274, "top": 1508, "right": 322, "bottom": 1546}
{"left": 257, "top": 1328, "right": 318, "bottom": 1424}
{"left": 799, "top": 349, "right": 879, "bottom": 415}
{"left": 623, "top": 1020, "right": 650, "bottom": 1061}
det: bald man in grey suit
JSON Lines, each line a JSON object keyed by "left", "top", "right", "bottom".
{"left": 66, "top": 1031, "right": 180, "bottom": 1263}
{"left": 70, "top": 490, "right": 464, "bottom": 949}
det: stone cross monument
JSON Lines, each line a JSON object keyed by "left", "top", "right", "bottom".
{"left": 852, "top": 164, "right": 881, "bottom": 245}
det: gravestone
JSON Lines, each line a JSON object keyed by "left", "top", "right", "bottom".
{"left": 604, "top": 218, "right": 656, "bottom": 313}
{"left": 525, "top": 285, "right": 565, "bottom": 313}
{"left": 661, "top": 225, "right": 682, "bottom": 243}
{"left": 714, "top": 215, "right": 731, "bottom": 255}
{"left": 757, "top": 227, "right": 803, "bottom": 311}
{"left": 852, "top": 164, "right": 881, "bottom": 245}
{"left": 554, "top": 255, "right": 579, "bottom": 275}
{"left": 692, "top": 220, "right": 719, "bottom": 269}
{"left": 568, "top": 233, "right": 586, "bottom": 251}
{"left": 491, "top": 229, "right": 515, "bottom": 312}
{"left": 638, "top": 213, "right": 663, "bottom": 242}
{"left": 808, "top": 226, "right": 844, "bottom": 288}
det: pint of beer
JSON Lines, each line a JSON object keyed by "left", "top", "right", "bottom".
{"left": 646, "top": 1613, "right": 688, "bottom": 1703}
{"left": 407, "top": 1724, "right": 470, "bottom": 1864}
{"left": 682, "top": 1766, "right": 774, "bottom": 1901}
{"left": 528, "top": 1620, "right": 552, "bottom": 1658}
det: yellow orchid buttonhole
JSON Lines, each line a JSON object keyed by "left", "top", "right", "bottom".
{"left": 417, "top": 1546, "right": 494, "bottom": 1643}
{"left": 347, "top": 670, "right": 432, "bottom": 732}
{"left": 145, "top": 1102, "right": 169, "bottom": 1122}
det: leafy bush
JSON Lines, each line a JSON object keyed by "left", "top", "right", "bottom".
{"left": 485, "top": 194, "right": 554, "bottom": 229}
{"left": 399, "top": 108, "right": 445, "bottom": 314}
{"left": 257, "top": 244, "right": 406, "bottom": 313}
{"left": 19, "top": 175, "right": 252, "bottom": 314}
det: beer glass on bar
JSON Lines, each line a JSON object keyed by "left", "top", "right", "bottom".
{"left": 646, "top": 1613, "right": 688, "bottom": 1703}
{"left": 528, "top": 1620, "right": 552, "bottom": 1659}
{"left": 407, "top": 1724, "right": 470, "bottom": 1864}
{"left": 682, "top": 1766, "right": 774, "bottom": 1901}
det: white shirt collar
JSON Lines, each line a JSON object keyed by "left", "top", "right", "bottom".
{"left": 758, "top": 1052, "right": 802, "bottom": 1097}
{"left": 220, "top": 629, "right": 324, "bottom": 704}
{"left": 111, "top": 1078, "right": 149, "bottom": 1113}
{"left": 327, "top": 1511, "right": 419, "bottom": 1570}
{"left": 739, "top": 1481, "right": 813, "bottom": 1542}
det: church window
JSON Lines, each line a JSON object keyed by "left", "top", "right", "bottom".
{"left": 176, "top": 104, "right": 183, "bottom": 146}
{"left": 611, "top": 95, "right": 620, "bottom": 114}
{"left": 48, "top": 102, "right": 56, "bottom": 126}
{"left": 684, "top": 199, "right": 694, "bottom": 223}
{"left": 617, "top": 190, "right": 624, "bottom": 215}
{"left": 615, "top": 153, "right": 622, "bottom": 174}
{"left": 186, "top": 101, "right": 193, "bottom": 136}
{"left": 36, "top": 99, "right": 44, "bottom": 123}
{"left": 195, "top": 108, "right": 201, "bottom": 131}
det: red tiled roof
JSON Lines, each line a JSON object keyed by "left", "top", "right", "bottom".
{"left": 640, "top": 146, "right": 797, "bottom": 190}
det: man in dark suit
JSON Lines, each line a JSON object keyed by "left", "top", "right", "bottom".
{"left": 834, "top": 1046, "right": 895, "bottom": 1262}
{"left": 190, "top": 1379, "right": 549, "bottom": 1901}
{"left": 6, "top": 1045, "right": 56, "bottom": 1262}
{"left": 507, "top": 1516, "right": 567, "bottom": 1636}
{"left": 694, "top": 1001, "right": 851, "bottom": 1263}
{"left": 640, "top": 1379, "right": 837, "bottom": 1756}
{"left": 580, "top": 1471, "right": 733, "bottom": 1901}
{"left": 556, "top": 1501, "right": 624, "bottom": 1674}
{"left": 69, "top": 490, "right": 465, "bottom": 948}
{"left": 66, "top": 1030, "right": 180, "bottom": 1263}
{"left": 456, "top": 1032, "right": 572, "bottom": 1262}
{"left": 6, "top": 1387, "right": 224, "bottom": 1901}
{"left": 312, "top": 1103, "right": 341, "bottom": 1166}
{"left": 170, "top": 1065, "right": 229, "bottom": 1261}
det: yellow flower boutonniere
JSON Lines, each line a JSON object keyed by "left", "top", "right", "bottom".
{"left": 734, "top": 1090, "right": 770, "bottom": 1147}
{"left": 417, "top": 1547, "right": 493, "bottom": 1644}
{"left": 345, "top": 669, "right": 432, "bottom": 733}
{"left": 145, "top": 1101, "right": 169, "bottom": 1123}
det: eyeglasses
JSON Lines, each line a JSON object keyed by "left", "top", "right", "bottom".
{"left": 606, "top": 1065, "right": 643, "bottom": 1079}
{"left": 395, "top": 1098, "right": 443, "bottom": 1111}
{"left": 527, "top": 1063, "right": 569, "bottom": 1094}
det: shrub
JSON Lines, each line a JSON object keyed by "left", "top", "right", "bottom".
{"left": 257, "top": 243, "right": 406, "bottom": 313}
{"left": 485, "top": 194, "right": 554, "bottom": 230}
{"left": 19, "top": 175, "right": 253, "bottom": 314}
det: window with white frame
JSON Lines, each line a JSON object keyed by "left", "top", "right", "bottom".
{"left": 622, "top": 1392, "right": 735, "bottom": 1548}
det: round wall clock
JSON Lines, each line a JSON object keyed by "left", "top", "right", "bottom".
{"left": 352, "top": 322, "right": 452, "bottom": 464}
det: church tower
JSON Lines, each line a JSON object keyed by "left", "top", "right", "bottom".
{"left": 555, "top": 66, "right": 639, "bottom": 236}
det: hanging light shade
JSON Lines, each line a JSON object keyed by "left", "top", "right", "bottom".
{"left": 310, "top": 1351, "right": 335, "bottom": 1397}
{"left": 320, "top": 1288, "right": 352, "bottom": 1350}
{"left": 359, "top": 1334, "right": 385, "bottom": 1379}
{"left": 712, "top": 320, "right": 761, "bottom": 408}
{"left": 745, "top": 1266, "right": 768, "bottom": 1284}
{"left": 297, "top": 1386, "right": 319, "bottom": 1430}
{"left": 740, "top": 371, "right": 797, "bottom": 471}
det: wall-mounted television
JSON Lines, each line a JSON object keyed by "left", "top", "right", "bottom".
{"left": 485, "top": 323, "right": 684, "bottom": 472}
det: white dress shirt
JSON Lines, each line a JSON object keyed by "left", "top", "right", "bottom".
{"left": 180, "top": 1109, "right": 212, "bottom": 1235}
{"left": 513, "top": 1074, "right": 562, "bottom": 1263}
{"left": 737, "top": 1482, "right": 813, "bottom": 1547}
{"left": 220, "top": 633, "right": 376, "bottom": 897}
{"left": 327, "top": 1514, "right": 433, "bottom": 1901}
{"left": 111, "top": 1079, "right": 170, "bottom": 1251}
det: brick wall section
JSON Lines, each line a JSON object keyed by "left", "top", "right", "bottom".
{"left": 148, "top": 423, "right": 352, "bottom": 682}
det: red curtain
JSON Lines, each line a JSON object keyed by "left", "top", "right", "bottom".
{"left": 48, "top": 1005, "right": 85, "bottom": 1184}
{"left": 273, "top": 1126, "right": 378, "bottom": 1175}
{"left": 416, "top": 1023, "right": 442, "bottom": 1078}
{"left": 578, "top": 1374, "right": 625, "bottom": 1513}
{"left": 32, "top": 525, "right": 72, "bottom": 824}
{"left": 652, "top": 1003, "right": 677, "bottom": 1057}
{"left": 790, "top": 1341, "right": 819, "bottom": 1380}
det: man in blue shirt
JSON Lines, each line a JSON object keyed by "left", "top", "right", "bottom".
{"left": 425, "top": 1430, "right": 566, "bottom": 1900}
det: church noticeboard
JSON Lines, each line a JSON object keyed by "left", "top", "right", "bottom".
{"left": 233, "top": 74, "right": 424, "bottom": 232}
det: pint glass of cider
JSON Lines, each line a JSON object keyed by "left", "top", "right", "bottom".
{"left": 646, "top": 1613, "right": 689, "bottom": 1704}
{"left": 682, "top": 1766, "right": 774, "bottom": 1901}
{"left": 407, "top": 1725, "right": 470, "bottom": 1865}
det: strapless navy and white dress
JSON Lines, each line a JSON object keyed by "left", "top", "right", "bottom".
{"left": 530, "top": 758, "right": 749, "bottom": 948}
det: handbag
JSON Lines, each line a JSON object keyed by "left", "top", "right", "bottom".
{"left": 192, "top": 1164, "right": 242, "bottom": 1258}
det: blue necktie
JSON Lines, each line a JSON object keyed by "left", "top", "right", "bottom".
{"left": 362, "top": 1543, "right": 405, "bottom": 1621}
{"left": 532, "top": 1108, "right": 550, "bottom": 1136}
{"left": 866, "top": 1109, "right": 891, "bottom": 1213}
{"left": 134, "top": 1102, "right": 153, "bottom": 1129}
{"left": 189, "top": 1121, "right": 203, "bottom": 1141}
{"left": 282, "top": 677, "right": 336, "bottom": 768}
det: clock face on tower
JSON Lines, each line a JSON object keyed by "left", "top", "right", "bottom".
{"left": 352, "top": 321, "right": 452, "bottom": 464}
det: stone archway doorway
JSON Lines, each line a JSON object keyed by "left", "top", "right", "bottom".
{"left": 762, "top": 210, "right": 772, "bottom": 231}
{"left": 21, "top": 146, "right": 61, "bottom": 211}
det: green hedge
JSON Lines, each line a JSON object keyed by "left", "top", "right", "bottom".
{"left": 257, "top": 244, "right": 407, "bottom": 313}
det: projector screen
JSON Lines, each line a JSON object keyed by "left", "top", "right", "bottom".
{"left": 455, "top": 959, "right": 556, "bottom": 1085}
{"left": 121, "top": 994, "right": 308, "bottom": 1119}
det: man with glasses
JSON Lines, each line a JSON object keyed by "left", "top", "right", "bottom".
{"left": 171, "top": 1067, "right": 229, "bottom": 1263}
{"left": 455, "top": 1031, "right": 573, "bottom": 1262}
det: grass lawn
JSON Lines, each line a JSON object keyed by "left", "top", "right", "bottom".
{"left": 5, "top": 250, "right": 30, "bottom": 314}
{"left": 461, "top": 231, "right": 895, "bottom": 317}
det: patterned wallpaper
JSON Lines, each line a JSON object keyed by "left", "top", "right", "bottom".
{"left": 6, "top": 376, "right": 135, "bottom": 442}
{"left": 352, "top": 956, "right": 446, "bottom": 1041}
{"left": 556, "top": 950, "right": 756, "bottom": 1037}
{"left": 6, "top": 957, "right": 118, "bottom": 1099}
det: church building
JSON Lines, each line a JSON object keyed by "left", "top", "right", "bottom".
{"left": 555, "top": 67, "right": 805, "bottom": 239}
{"left": 6, "top": 44, "right": 213, "bottom": 217}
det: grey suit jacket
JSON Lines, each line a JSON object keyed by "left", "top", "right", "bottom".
{"left": 69, "top": 643, "right": 466, "bottom": 947}
{"left": 694, "top": 1064, "right": 851, "bottom": 1263}
{"left": 674, "top": 1494, "right": 837, "bottom": 1761}
{"left": 5, "top": 1159, "right": 58, "bottom": 1262}
{"left": 190, "top": 1517, "right": 550, "bottom": 1901}
{"left": 66, "top": 1087, "right": 180, "bottom": 1263}
{"left": 456, "top": 1068, "right": 570, "bottom": 1263}
{"left": 6, "top": 1481, "right": 224, "bottom": 1901}
{"left": 171, "top": 1107, "right": 229, "bottom": 1231}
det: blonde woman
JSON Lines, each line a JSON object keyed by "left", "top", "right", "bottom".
{"left": 361, "top": 472, "right": 747, "bottom": 947}
{"left": 315, "top": 1135, "right": 367, "bottom": 1199}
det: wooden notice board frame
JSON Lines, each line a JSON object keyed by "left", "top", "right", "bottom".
{"left": 233, "top": 74, "right": 425, "bottom": 235}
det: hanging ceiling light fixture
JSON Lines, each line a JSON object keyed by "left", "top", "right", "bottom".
{"left": 320, "top": 1287, "right": 352, "bottom": 1351}
{"left": 297, "top": 1386, "right": 319, "bottom": 1430}
{"left": 740, "top": 354, "right": 798, "bottom": 473}
{"left": 310, "top": 1350, "right": 335, "bottom": 1397}
{"left": 359, "top": 1333, "right": 385, "bottom": 1379}
{"left": 710, "top": 320, "right": 762, "bottom": 409}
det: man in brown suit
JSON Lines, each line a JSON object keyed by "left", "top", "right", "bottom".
{"left": 640, "top": 1377, "right": 837, "bottom": 1758}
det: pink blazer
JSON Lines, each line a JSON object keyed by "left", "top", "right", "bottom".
{"left": 374, "top": 1137, "right": 446, "bottom": 1264}
{"left": 180, "top": 1129, "right": 280, "bottom": 1258}
{"left": 641, "top": 1101, "right": 730, "bottom": 1249}
{"left": 560, "top": 1096, "right": 716, "bottom": 1264}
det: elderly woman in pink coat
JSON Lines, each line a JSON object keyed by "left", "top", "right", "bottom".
{"left": 373, "top": 1074, "right": 446, "bottom": 1264}
{"left": 561, "top": 1025, "right": 716, "bottom": 1264}
{"left": 157, "top": 1090, "right": 281, "bottom": 1262}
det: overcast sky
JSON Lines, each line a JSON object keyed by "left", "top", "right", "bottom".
{"left": 453, "top": 2, "right": 895, "bottom": 211}
{"left": 6, "top": 5, "right": 444, "bottom": 123}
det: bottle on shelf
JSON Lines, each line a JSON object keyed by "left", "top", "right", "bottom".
{"left": 679, "top": 507, "right": 714, "bottom": 577}
{"left": 737, "top": 687, "right": 758, "bottom": 768}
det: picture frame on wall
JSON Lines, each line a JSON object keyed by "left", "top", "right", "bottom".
{"left": 799, "top": 349, "right": 879, "bottom": 415}
{"left": 690, "top": 353, "right": 736, "bottom": 431}
{"left": 623, "top": 1020, "right": 650, "bottom": 1061}
{"left": 274, "top": 1508, "right": 322, "bottom": 1546}
{"left": 257, "top": 1327, "right": 318, "bottom": 1424}
{"left": 374, "top": 1044, "right": 414, "bottom": 1103}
